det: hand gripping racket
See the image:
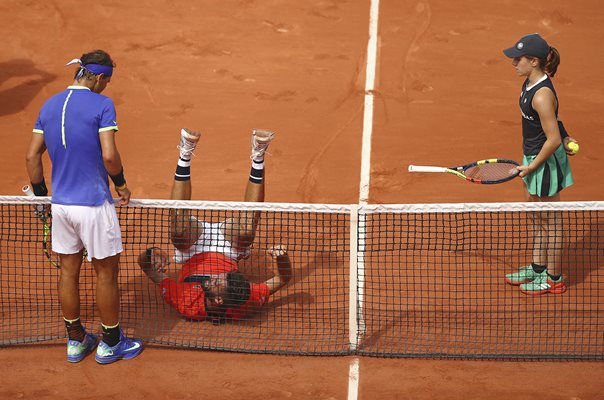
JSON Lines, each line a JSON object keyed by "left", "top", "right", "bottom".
{"left": 22, "top": 185, "right": 87, "bottom": 268}
{"left": 22, "top": 185, "right": 59, "bottom": 268}
{"left": 408, "top": 159, "right": 520, "bottom": 184}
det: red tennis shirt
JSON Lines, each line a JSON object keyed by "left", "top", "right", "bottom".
{"left": 159, "top": 252, "right": 270, "bottom": 321}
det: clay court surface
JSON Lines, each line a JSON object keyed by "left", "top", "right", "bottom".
{"left": 1, "top": 0, "right": 603, "bottom": 399}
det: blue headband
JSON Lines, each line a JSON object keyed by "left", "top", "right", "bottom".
{"left": 66, "top": 58, "right": 113, "bottom": 78}
{"left": 83, "top": 63, "right": 113, "bottom": 77}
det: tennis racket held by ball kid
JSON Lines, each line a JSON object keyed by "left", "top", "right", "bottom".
{"left": 408, "top": 159, "right": 520, "bottom": 184}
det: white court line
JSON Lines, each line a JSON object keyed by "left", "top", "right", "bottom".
{"left": 358, "top": 0, "right": 380, "bottom": 206}
{"left": 349, "top": 0, "right": 380, "bottom": 399}
{"left": 347, "top": 357, "right": 361, "bottom": 400}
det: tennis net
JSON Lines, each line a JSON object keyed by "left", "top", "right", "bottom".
{"left": 1, "top": 196, "right": 602, "bottom": 360}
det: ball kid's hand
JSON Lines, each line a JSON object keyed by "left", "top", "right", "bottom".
{"left": 516, "top": 164, "right": 532, "bottom": 178}
{"left": 563, "top": 137, "right": 579, "bottom": 156}
{"left": 566, "top": 141, "right": 579, "bottom": 156}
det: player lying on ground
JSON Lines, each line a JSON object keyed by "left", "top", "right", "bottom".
{"left": 138, "top": 128, "right": 292, "bottom": 321}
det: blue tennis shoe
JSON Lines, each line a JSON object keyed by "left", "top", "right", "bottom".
{"left": 67, "top": 332, "right": 98, "bottom": 363}
{"left": 95, "top": 330, "right": 143, "bottom": 364}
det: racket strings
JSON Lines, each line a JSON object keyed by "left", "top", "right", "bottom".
{"left": 465, "top": 162, "right": 518, "bottom": 180}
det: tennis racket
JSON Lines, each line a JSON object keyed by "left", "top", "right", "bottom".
{"left": 22, "top": 185, "right": 87, "bottom": 268}
{"left": 22, "top": 185, "right": 59, "bottom": 268}
{"left": 408, "top": 159, "right": 520, "bottom": 184}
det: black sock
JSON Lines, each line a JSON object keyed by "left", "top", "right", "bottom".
{"left": 64, "top": 317, "right": 85, "bottom": 342}
{"left": 547, "top": 273, "right": 561, "bottom": 281}
{"left": 102, "top": 323, "right": 121, "bottom": 347}
{"left": 249, "top": 160, "right": 264, "bottom": 184}
{"left": 175, "top": 158, "right": 191, "bottom": 181}
{"left": 531, "top": 263, "right": 547, "bottom": 274}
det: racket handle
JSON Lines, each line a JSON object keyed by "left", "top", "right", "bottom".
{"left": 408, "top": 165, "right": 448, "bottom": 173}
{"left": 22, "top": 185, "right": 34, "bottom": 197}
{"left": 23, "top": 184, "right": 47, "bottom": 215}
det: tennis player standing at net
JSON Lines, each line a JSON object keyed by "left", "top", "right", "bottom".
{"left": 25, "top": 50, "right": 142, "bottom": 363}
{"left": 502, "top": 34, "right": 578, "bottom": 295}
{"left": 138, "top": 128, "right": 292, "bottom": 322}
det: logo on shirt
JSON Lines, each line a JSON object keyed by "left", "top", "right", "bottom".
{"left": 521, "top": 111, "right": 534, "bottom": 121}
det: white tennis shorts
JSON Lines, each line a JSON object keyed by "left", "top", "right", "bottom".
{"left": 51, "top": 200, "right": 123, "bottom": 261}
{"left": 173, "top": 219, "right": 251, "bottom": 264}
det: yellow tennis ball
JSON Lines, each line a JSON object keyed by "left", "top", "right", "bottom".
{"left": 568, "top": 142, "right": 580, "bottom": 154}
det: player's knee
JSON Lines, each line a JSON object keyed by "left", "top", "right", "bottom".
{"left": 170, "top": 231, "right": 195, "bottom": 250}
{"left": 95, "top": 267, "right": 119, "bottom": 284}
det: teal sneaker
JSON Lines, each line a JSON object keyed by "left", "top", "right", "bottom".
{"left": 520, "top": 274, "right": 567, "bottom": 295}
{"left": 504, "top": 265, "right": 545, "bottom": 285}
{"left": 67, "top": 333, "right": 98, "bottom": 363}
{"left": 95, "top": 330, "right": 143, "bottom": 364}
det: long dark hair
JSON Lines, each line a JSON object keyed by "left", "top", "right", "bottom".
{"left": 537, "top": 47, "right": 560, "bottom": 77}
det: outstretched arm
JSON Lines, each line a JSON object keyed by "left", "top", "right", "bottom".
{"left": 264, "top": 245, "right": 292, "bottom": 295}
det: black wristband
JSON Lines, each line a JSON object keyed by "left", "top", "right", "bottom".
{"left": 31, "top": 179, "right": 48, "bottom": 197}
{"left": 110, "top": 168, "right": 126, "bottom": 187}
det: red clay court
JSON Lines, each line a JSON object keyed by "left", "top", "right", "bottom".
{"left": 1, "top": 1, "right": 603, "bottom": 399}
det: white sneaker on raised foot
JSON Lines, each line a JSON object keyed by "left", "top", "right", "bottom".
{"left": 178, "top": 128, "right": 200, "bottom": 160}
{"left": 251, "top": 129, "right": 275, "bottom": 160}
